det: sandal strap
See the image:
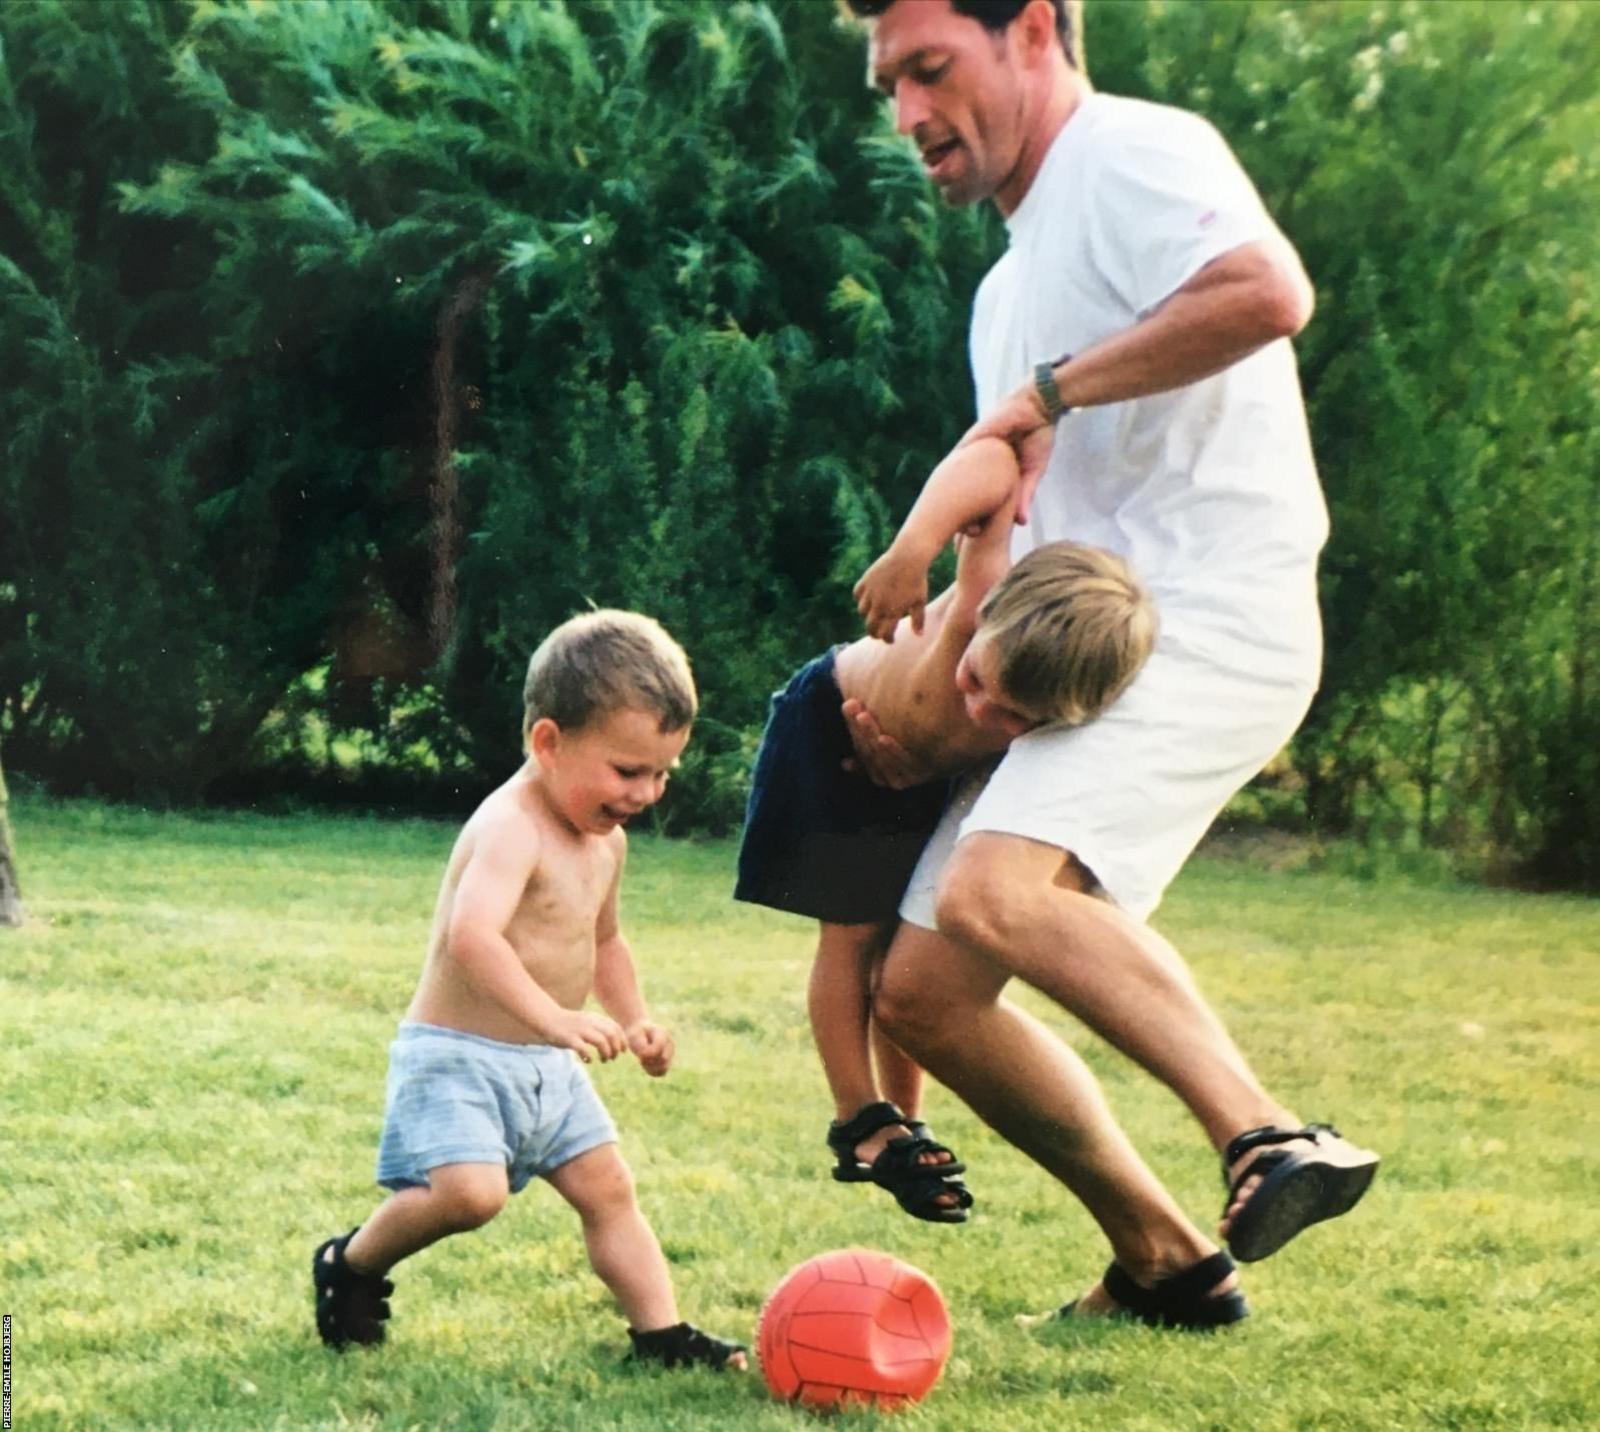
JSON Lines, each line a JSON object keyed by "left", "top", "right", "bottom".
{"left": 1101, "top": 1251, "right": 1245, "bottom": 1329}
{"left": 871, "top": 1136, "right": 957, "bottom": 1179}
{"left": 1222, "top": 1122, "right": 1342, "bottom": 1179}
{"left": 1226, "top": 1147, "right": 1293, "bottom": 1202}
{"left": 827, "top": 1100, "right": 910, "bottom": 1154}
{"left": 629, "top": 1320, "right": 746, "bottom": 1369}
{"left": 1103, "top": 1251, "right": 1236, "bottom": 1312}
{"left": 316, "top": 1230, "right": 395, "bottom": 1297}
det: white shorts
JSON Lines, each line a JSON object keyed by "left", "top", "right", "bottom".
{"left": 898, "top": 624, "right": 1317, "bottom": 927}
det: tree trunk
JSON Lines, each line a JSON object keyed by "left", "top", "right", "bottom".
{"left": 427, "top": 264, "right": 496, "bottom": 659}
{"left": 0, "top": 750, "right": 23, "bottom": 928}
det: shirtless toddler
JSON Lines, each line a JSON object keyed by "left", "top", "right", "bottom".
{"left": 313, "top": 610, "right": 745, "bottom": 1372}
{"left": 735, "top": 438, "right": 1155, "bottom": 1221}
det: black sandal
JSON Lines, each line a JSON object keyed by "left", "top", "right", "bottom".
{"left": 312, "top": 1228, "right": 394, "bottom": 1350}
{"left": 628, "top": 1321, "right": 747, "bottom": 1370}
{"left": 1222, "top": 1123, "right": 1380, "bottom": 1263}
{"left": 1053, "top": 1251, "right": 1248, "bottom": 1331}
{"left": 826, "top": 1100, "right": 973, "bottom": 1224}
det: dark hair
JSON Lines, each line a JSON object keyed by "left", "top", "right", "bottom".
{"left": 839, "top": 0, "right": 1082, "bottom": 71}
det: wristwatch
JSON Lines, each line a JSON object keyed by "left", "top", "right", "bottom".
{"left": 1033, "top": 352, "right": 1072, "bottom": 422}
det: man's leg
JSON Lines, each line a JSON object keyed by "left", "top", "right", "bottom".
{"left": 873, "top": 921, "right": 1235, "bottom": 1307}
{"left": 932, "top": 832, "right": 1374, "bottom": 1244}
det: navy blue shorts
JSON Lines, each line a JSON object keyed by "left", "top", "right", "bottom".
{"left": 734, "top": 648, "right": 951, "bottom": 925}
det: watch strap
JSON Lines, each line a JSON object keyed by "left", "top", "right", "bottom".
{"left": 1033, "top": 352, "right": 1072, "bottom": 422}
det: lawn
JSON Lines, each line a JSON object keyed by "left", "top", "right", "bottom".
{"left": 3, "top": 796, "right": 1597, "bottom": 1430}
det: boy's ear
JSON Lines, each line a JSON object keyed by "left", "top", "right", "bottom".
{"left": 527, "top": 717, "right": 563, "bottom": 765}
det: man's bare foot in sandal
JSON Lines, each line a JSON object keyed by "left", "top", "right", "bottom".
{"left": 1219, "top": 1122, "right": 1380, "bottom": 1263}
{"left": 1018, "top": 1247, "right": 1248, "bottom": 1332}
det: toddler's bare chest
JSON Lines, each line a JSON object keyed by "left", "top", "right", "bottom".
{"left": 514, "top": 847, "right": 616, "bottom": 939}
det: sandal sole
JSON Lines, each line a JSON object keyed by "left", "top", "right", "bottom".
{"left": 1228, "top": 1155, "right": 1379, "bottom": 1263}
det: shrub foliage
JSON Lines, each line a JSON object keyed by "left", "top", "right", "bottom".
{"left": 1, "top": 0, "right": 1597, "bottom": 882}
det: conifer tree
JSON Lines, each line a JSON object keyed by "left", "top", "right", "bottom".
{"left": 1, "top": 0, "right": 1596, "bottom": 877}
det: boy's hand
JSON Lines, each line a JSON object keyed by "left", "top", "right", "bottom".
{"left": 626, "top": 1019, "right": 675, "bottom": 1077}
{"left": 547, "top": 1009, "right": 628, "bottom": 1064}
{"left": 853, "top": 544, "right": 930, "bottom": 643}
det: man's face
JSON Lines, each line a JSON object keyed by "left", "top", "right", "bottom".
{"left": 867, "top": 0, "right": 1031, "bottom": 208}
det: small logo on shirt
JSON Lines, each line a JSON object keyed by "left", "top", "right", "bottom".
{"left": 1197, "top": 209, "right": 1218, "bottom": 229}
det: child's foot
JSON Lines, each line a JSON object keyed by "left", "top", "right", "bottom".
{"left": 312, "top": 1228, "right": 394, "bottom": 1350}
{"left": 828, "top": 1101, "right": 964, "bottom": 1175}
{"left": 827, "top": 1101, "right": 973, "bottom": 1223}
{"left": 627, "top": 1321, "right": 748, "bottom": 1371}
{"left": 856, "top": 1117, "right": 957, "bottom": 1171}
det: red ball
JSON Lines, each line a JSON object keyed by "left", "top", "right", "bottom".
{"left": 757, "top": 1249, "right": 952, "bottom": 1411}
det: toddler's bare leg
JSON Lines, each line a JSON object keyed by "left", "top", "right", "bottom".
{"left": 344, "top": 1162, "right": 509, "bottom": 1275}
{"left": 547, "top": 1144, "right": 678, "bottom": 1333}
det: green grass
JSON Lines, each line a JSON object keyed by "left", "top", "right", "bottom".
{"left": 4, "top": 796, "right": 1597, "bottom": 1430}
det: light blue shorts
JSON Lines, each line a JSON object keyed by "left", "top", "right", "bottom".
{"left": 375, "top": 1021, "right": 619, "bottom": 1193}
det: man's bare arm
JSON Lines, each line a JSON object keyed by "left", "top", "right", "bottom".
{"left": 966, "top": 238, "right": 1314, "bottom": 520}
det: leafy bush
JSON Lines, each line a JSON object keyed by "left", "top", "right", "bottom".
{"left": 1, "top": 0, "right": 1597, "bottom": 885}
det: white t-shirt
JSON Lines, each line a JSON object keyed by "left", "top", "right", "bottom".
{"left": 971, "top": 92, "right": 1328, "bottom": 684}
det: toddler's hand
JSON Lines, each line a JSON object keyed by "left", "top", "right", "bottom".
{"left": 853, "top": 545, "right": 929, "bottom": 643}
{"left": 626, "top": 1020, "right": 675, "bottom": 1077}
{"left": 548, "top": 1009, "right": 627, "bottom": 1064}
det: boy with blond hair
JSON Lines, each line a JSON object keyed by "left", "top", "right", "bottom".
{"left": 736, "top": 438, "right": 1154, "bottom": 1222}
{"left": 314, "top": 610, "right": 745, "bottom": 1371}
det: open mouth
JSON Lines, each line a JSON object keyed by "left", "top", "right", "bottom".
{"left": 920, "top": 138, "right": 961, "bottom": 178}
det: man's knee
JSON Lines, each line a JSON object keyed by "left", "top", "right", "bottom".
{"left": 933, "top": 874, "right": 1002, "bottom": 955}
{"left": 934, "top": 834, "right": 1087, "bottom": 956}
{"left": 873, "top": 958, "right": 952, "bottom": 1059}
{"left": 933, "top": 843, "right": 1024, "bottom": 954}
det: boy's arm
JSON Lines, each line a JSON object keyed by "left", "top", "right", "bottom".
{"left": 854, "top": 437, "right": 1021, "bottom": 641}
{"left": 842, "top": 476, "right": 1021, "bottom": 791}
{"left": 591, "top": 834, "right": 674, "bottom": 1077}
{"left": 943, "top": 481, "right": 1022, "bottom": 630}
{"left": 448, "top": 816, "right": 627, "bottom": 1063}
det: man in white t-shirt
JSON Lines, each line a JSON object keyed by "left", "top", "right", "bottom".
{"left": 837, "top": 0, "right": 1378, "bottom": 1329}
